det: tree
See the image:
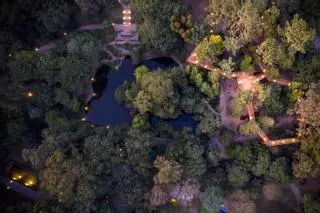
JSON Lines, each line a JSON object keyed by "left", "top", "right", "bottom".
{"left": 293, "top": 131, "right": 320, "bottom": 178}
{"left": 282, "top": 14, "right": 316, "bottom": 54}
{"left": 150, "top": 185, "right": 169, "bottom": 207}
{"left": 131, "top": 0, "right": 183, "bottom": 54}
{"left": 240, "top": 55, "right": 255, "bottom": 73}
{"left": 167, "top": 131, "right": 207, "bottom": 179}
{"left": 258, "top": 116, "right": 275, "bottom": 129}
{"left": 294, "top": 83, "right": 320, "bottom": 135}
{"left": 135, "top": 65, "right": 149, "bottom": 84}
{"left": 207, "top": 0, "right": 239, "bottom": 29}
{"left": 227, "top": 189, "right": 256, "bottom": 213}
{"left": 169, "top": 179, "right": 200, "bottom": 206}
{"left": 134, "top": 91, "right": 153, "bottom": 114}
{"left": 36, "top": 0, "right": 70, "bottom": 34}
{"left": 257, "top": 37, "right": 294, "bottom": 69}
{"left": 197, "top": 112, "right": 221, "bottom": 137}
{"left": 303, "top": 194, "right": 320, "bottom": 213}
{"left": 252, "top": 150, "right": 271, "bottom": 177}
{"left": 153, "top": 156, "right": 182, "bottom": 187}
{"left": 294, "top": 56, "right": 320, "bottom": 84}
{"left": 228, "top": 164, "right": 250, "bottom": 187}
{"left": 196, "top": 35, "right": 224, "bottom": 63}
{"left": 140, "top": 71, "right": 174, "bottom": 104}
{"left": 239, "top": 121, "right": 259, "bottom": 136}
{"left": 268, "top": 157, "right": 291, "bottom": 182}
{"left": 124, "top": 128, "right": 153, "bottom": 175}
{"left": 200, "top": 186, "right": 224, "bottom": 213}
{"left": 132, "top": 114, "right": 149, "bottom": 129}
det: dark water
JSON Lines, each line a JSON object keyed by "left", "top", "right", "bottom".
{"left": 85, "top": 57, "right": 197, "bottom": 130}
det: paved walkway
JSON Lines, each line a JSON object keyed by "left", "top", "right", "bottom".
{"left": 187, "top": 49, "right": 306, "bottom": 147}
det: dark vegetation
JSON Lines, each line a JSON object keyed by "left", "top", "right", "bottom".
{"left": 0, "top": 0, "right": 320, "bottom": 212}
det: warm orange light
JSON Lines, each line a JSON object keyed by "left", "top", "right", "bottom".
{"left": 27, "top": 92, "right": 33, "bottom": 97}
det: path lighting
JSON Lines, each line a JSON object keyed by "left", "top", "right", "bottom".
{"left": 91, "top": 77, "right": 95, "bottom": 82}
{"left": 27, "top": 91, "right": 33, "bottom": 98}
{"left": 63, "top": 32, "right": 67, "bottom": 36}
{"left": 35, "top": 48, "right": 39, "bottom": 52}
{"left": 93, "top": 92, "right": 97, "bottom": 97}
{"left": 81, "top": 117, "right": 86, "bottom": 121}
{"left": 85, "top": 106, "right": 89, "bottom": 111}
{"left": 106, "top": 125, "right": 110, "bottom": 129}
{"left": 6, "top": 186, "right": 10, "bottom": 190}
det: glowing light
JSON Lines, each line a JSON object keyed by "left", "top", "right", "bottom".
{"left": 273, "top": 79, "right": 276, "bottom": 82}
{"left": 90, "top": 124, "right": 95, "bottom": 128}
{"left": 35, "top": 48, "right": 39, "bottom": 52}
{"left": 204, "top": 65, "right": 208, "bottom": 68}
{"left": 85, "top": 106, "right": 89, "bottom": 111}
{"left": 63, "top": 32, "right": 67, "bottom": 36}
{"left": 232, "top": 74, "right": 236, "bottom": 77}
{"left": 210, "top": 30, "right": 213, "bottom": 33}
{"left": 27, "top": 91, "right": 33, "bottom": 97}
{"left": 93, "top": 93, "right": 97, "bottom": 97}
{"left": 288, "top": 82, "right": 291, "bottom": 86}
{"left": 81, "top": 117, "right": 86, "bottom": 121}
{"left": 170, "top": 198, "right": 177, "bottom": 206}
{"left": 112, "top": 23, "right": 115, "bottom": 26}
{"left": 6, "top": 186, "right": 10, "bottom": 190}
{"left": 195, "top": 60, "right": 199, "bottom": 64}
{"left": 91, "top": 77, "right": 95, "bottom": 82}
{"left": 9, "top": 54, "right": 12, "bottom": 57}
{"left": 10, "top": 180, "right": 13, "bottom": 183}
{"left": 192, "top": 53, "right": 197, "bottom": 57}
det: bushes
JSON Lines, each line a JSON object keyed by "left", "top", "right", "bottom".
{"left": 170, "top": 14, "right": 194, "bottom": 42}
{"left": 239, "top": 121, "right": 259, "bottom": 136}
{"left": 196, "top": 35, "right": 224, "bottom": 64}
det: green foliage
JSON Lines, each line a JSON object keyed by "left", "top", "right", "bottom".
{"left": 196, "top": 35, "right": 224, "bottom": 64}
{"left": 207, "top": 151, "right": 221, "bottom": 167}
{"left": 132, "top": 114, "right": 149, "bottom": 129}
{"left": 114, "top": 81, "right": 130, "bottom": 104}
{"left": 293, "top": 132, "right": 320, "bottom": 178}
{"left": 268, "top": 157, "right": 290, "bottom": 182}
{"left": 170, "top": 14, "right": 194, "bottom": 42}
{"left": 124, "top": 129, "right": 153, "bottom": 175}
{"left": 239, "top": 122, "right": 259, "bottom": 136}
{"left": 228, "top": 164, "right": 250, "bottom": 187}
{"left": 134, "top": 91, "right": 153, "bottom": 114}
{"left": 167, "top": 130, "right": 207, "bottom": 178}
{"left": 294, "top": 56, "right": 320, "bottom": 84}
{"left": 261, "top": 4, "right": 280, "bottom": 37}
{"left": 8, "top": 50, "right": 37, "bottom": 82}
{"left": 153, "top": 156, "right": 182, "bottom": 187}
{"left": 257, "top": 37, "right": 294, "bottom": 69}
{"left": 131, "top": 0, "right": 183, "bottom": 54}
{"left": 197, "top": 112, "right": 221, "bottom": 137}
{"left": 303, "top": 194, "right": 320, "bottom": 213}
{"left": 227, "top": 189, "right": 256, "bottom": 213}
{"left": 134, "top": 65, "right": 149, "bottom": 83}
{"left": 240, "top": 55, "right": 254, "bottom": 73}
{"left": 200, "top": 186, "right": 225, "bottom": 213}
{"left": 207, "top": 0, "right": 239, "bottom": 28}
{"left": 258, "top": 116, "right": 275, "bottom": 129}
{"left": 218, "top": 57, "right": 235, "bottom": 74}
{"left": 190, "top": 22, "right": 208, "bottom": 45}
{"left": 36, "top": 0, "right": 69, "bottom": 34}
{"left": 282, "top": 14, "right": 316, "bottom": 54}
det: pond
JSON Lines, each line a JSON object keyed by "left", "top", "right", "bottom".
{"left": 85, "top": 56, "right": 197, "bottom": 130}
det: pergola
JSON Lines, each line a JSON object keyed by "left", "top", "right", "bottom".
{"left": 187, "top": 50, "right": 306, "bottom": 147}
